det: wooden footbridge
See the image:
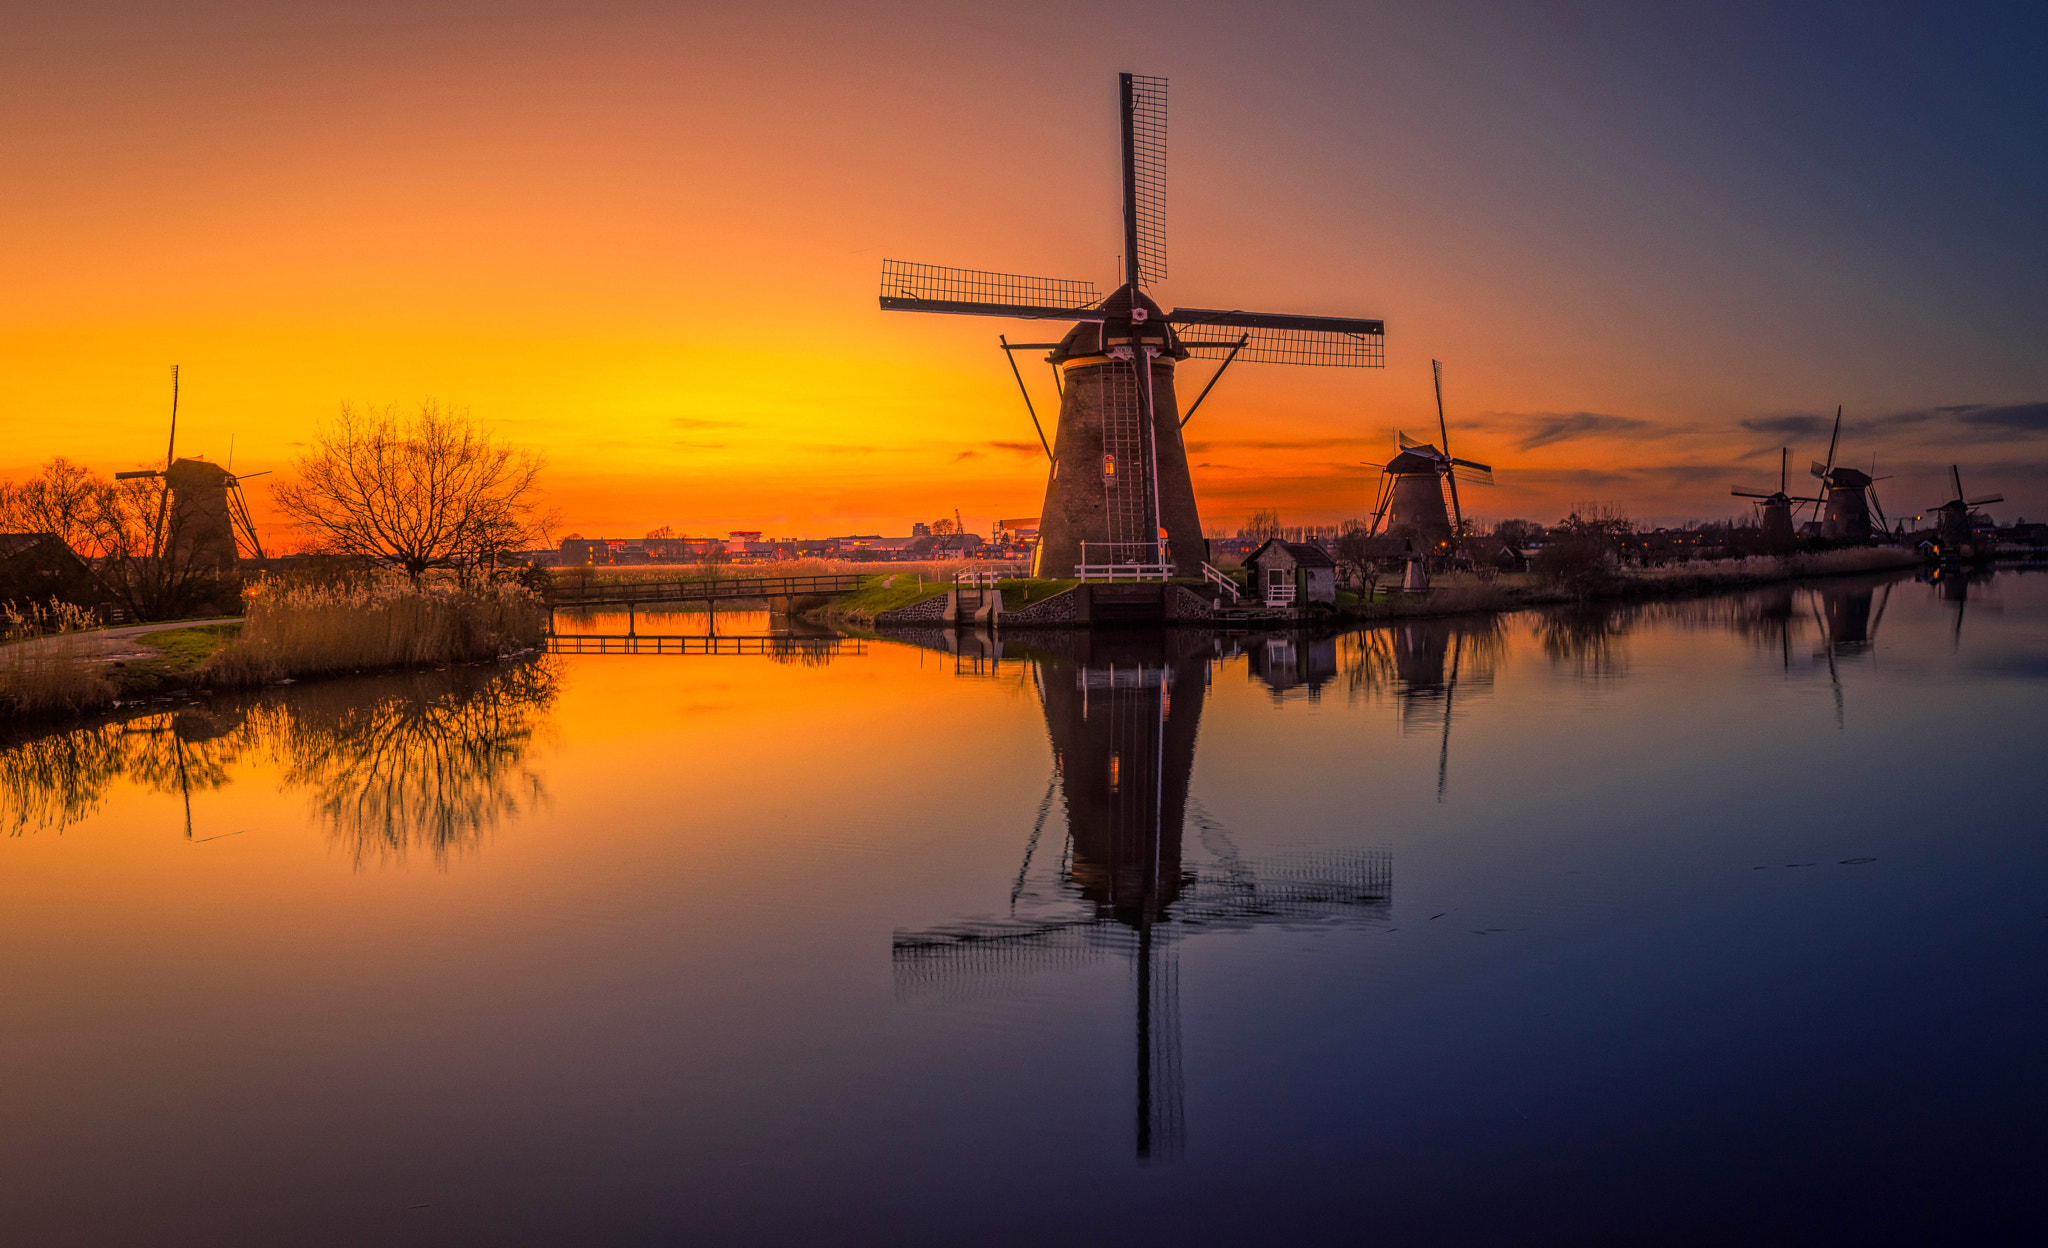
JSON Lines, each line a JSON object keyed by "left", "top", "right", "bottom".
{"left": 544, "top": 573, "right": 865, "bottom": 610}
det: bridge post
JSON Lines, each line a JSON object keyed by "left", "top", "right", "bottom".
{"left": 628, "top": 600, "right": 635, "bottom": 636}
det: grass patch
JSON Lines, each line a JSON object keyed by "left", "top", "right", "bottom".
{"left": 130, "top": 623, "right": 242, "bottom": 676}
{"left": 828, "top": 573, "right": 951, "bottom": 622}
{"left": 999, "top": 578, "right": 1078, "bottom": 609}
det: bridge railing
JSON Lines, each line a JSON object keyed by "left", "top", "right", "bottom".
{"left": 544, "top": 573, "right": 866, "bottom": 607}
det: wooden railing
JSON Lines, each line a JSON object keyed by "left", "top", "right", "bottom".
{"left": 544, "top": 573, "right": 865, "bottom": 608}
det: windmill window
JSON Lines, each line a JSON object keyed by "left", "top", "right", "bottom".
{"left": 1103, "top": 455, "right": 1117, "bottom": 480}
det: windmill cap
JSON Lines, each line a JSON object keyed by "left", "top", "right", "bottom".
{"left": 1049, "top": 283, "right": 1189, "bottom": 365}
{"left": 1385, "top": 447, "right": 1444, "bottom": 473}
{"left": 1826, "top": 467, "right": 1873, "bottom": 487}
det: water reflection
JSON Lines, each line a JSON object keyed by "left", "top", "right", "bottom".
{"left": 0, "top": 660, "right": 558, "bottom": 865}
{"left": 1339, "top": 619, "right": 1502, "bottom": 799}
{"left": 894, "top": 631, "right": 1393, "bottom": 1160}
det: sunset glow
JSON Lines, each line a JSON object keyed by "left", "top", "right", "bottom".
{"left": 7, "top": 3, "right": 2043, "bottom": 539}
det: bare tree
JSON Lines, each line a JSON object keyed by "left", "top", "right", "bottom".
{"left": 0, "top": 458, "right": 108, "bottom": 552}
{"left": 273, "top": 403, "right": 550, "bottom": 583}
{"left": 1244, "top": 508, "right": 1282, "bottom": 543}
{"left": 1333, "top": 520, "right": 1383, "bottom": 599}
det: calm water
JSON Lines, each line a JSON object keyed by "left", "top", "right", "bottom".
{"left": 3, "top": 570, "right": 2044, "bottom": 1245}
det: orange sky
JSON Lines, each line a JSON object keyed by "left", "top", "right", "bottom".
{"left": 5, "top": 3, "right": 2044, "bottom": 541}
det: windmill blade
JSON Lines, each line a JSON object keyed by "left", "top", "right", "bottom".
{"left": 1449, "top": 458, "right": 1494, "bottom": 486}
{"left": 1171, "top": 308, "right": 1385, "bottom": 368}
{"left": 1398, "top": 431, "right": 1430, "bottom": 450}
{"left": 879, "top": 260, "right": 1102, "bottom": 320}
{"left": 1966, "top": 493, "right": 2003, "bottom": 507}
{"left": 1121, "top": 73, "right": 1169, "bottom": 285}
{"left": 1731, "top": 488, "right": 1775, "bottom": 499}
{"left": 114, "top": 469, "right": 164, "bottom": 480}
{"left": 1950, "top": 464, "right": 1965, "bottom": 501}
{"left": 1867, "top": 479, "right": 1889, "bottom": 531}
{"left": 1822, "top": 405, "right": 1842, "bottom": 478}
{"left": 1810, "top": 459, "right": 1831, "bottom": 479}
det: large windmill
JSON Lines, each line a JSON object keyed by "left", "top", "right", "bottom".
{"left": 1928, "top": 464, "right": 2001, "bottom": 556}
{"left": 879, "top": 74, "right": 1385, "bottom": 579}
{"left": 1732, "top": 448, "right": 1821, "bottom": 550}
{"left": 1367, "top": 359, "right": 1493, "bottom": 551}
{"left": 1806, "top": 407, "right": 1891, "bottom": 543}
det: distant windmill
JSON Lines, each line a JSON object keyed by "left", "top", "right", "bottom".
{"left": 1928, "top": 464, "right": 2001, "bottom": 556}
{"left": 113, "top": 367, "right": 266, "bottom": 567}
{"left": 1731, "top": 448, "right": 1821, "bottom": 550}
{"left": 1367, "top": 359, "right": 1493, "bottom": 550}
{"left": 1806, "top": 407, "right": 1891, "bottom": 543}
{"left": 880, "top": 74, "right": 1386, "bottom": 579}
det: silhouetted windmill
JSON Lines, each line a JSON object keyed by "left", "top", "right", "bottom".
{"left": 1367, "top": 361, "right": 1494, "bottom": 550}
{"left": 1806, "top": 407, "right": 1891, "bottom": 543}
{"left": 113, "top": 367, "right": 266, "bottom": 567}
{"left": 1928, "top": 464, "right": 2001, "bottom": 556}
{"left": 1732, "top": 448, "right": 1821, "bottom": 550}
{"left": 880, "top": 74, "right": 1385, "bottom": 579}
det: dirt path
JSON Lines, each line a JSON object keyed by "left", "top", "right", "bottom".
{"left": 5, "top": 617, "right": 241, "bottom": 663}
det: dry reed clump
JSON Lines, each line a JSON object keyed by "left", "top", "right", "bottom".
{"left": 0, "top": 598, "right": 116, "bottom": 719}
{"left": 0, "top": 635, "right": 116, "bottom": 718}
{"left": 202, "top": 581, "right": 549, "bottom": 688}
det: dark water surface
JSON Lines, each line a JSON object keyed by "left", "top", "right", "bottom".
{"left": 4, "top": 570, "right": 2044, "bottom": 1245}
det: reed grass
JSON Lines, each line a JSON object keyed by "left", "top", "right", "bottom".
{"left": 0, "top": 635, "right": 116, "bottom": 718}
{"left": 202, "top": 581, "right": 549, "bottom": 687}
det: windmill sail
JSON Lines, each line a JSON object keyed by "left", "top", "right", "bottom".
{"left": 1170, "top": 308, "right": 1384, "bottom": 367}
{"left": 879, "top": 260, "right": 1101, "bottom": 319}
{"left": 1123, "top": 73, "right": 1169, "bottom": 285}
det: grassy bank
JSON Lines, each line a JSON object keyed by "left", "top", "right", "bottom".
{"left": 1333, "top": 547, "right": 1921, "bottom": 623}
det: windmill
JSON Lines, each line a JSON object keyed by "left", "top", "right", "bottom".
{"left": 1928, "top": 464, "right": 2001, "bottom": 557}
{"left": 1807, "top": 407, "right": 1891, "bottom": 543}
{"left": 892, "top": 636, "right": 1392, "bottom": 1160}
{"left": 1731, "top": 448, "right": 1821, "bottom": 550}
{"left": 1367, "top": 360, "right": 1493, "bottom": 551}
{"left": 880, "top": 74, "right": 1385, "bottom": 580}
{"left": 113, "top": 367, "right": 266, "bottom": 568}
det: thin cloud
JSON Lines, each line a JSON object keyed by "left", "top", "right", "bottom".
{"left": 1953, "top": 402, "right": 2048, "bottom": 432}
{"left": 1739, "top": 413, "right": 1832, "bottom": 438}
{"left": 953, "top": 450, "right": 981, "bottom": 461}
{"left": 670, "top": 417, "right": 740, "bottom": 430}
{"left": 988, "top": 440, "right": 1042, "bottom": 457}
{"left": 1511, "top": 412, "right": 1654, "bottom": 451}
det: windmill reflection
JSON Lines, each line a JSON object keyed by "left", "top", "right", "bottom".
{"left": 0, "top": 660, "right": 557, "bottom": 863}
{"left": 1340, "top": 619, "right": 1501, "bottom": 800}
{"left": 894, "top": 630, "right": 1391, "bottom": 1161}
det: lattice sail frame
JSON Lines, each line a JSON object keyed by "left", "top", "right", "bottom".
{"left": 1179, "top": 325, "right": 1384, "bottom": 368}
{"left": 1127, "top": 74, "right": 1169, "bottom": 284}
{"left": 879, "top": 260, "right": 1098, "bottom": 314}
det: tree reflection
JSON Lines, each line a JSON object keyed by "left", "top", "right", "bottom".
{"left": 0, "top": 660, "right": 558, "bottom": 866}
{"left": 274, "top": 663, "right": 557, "bottom": 867}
